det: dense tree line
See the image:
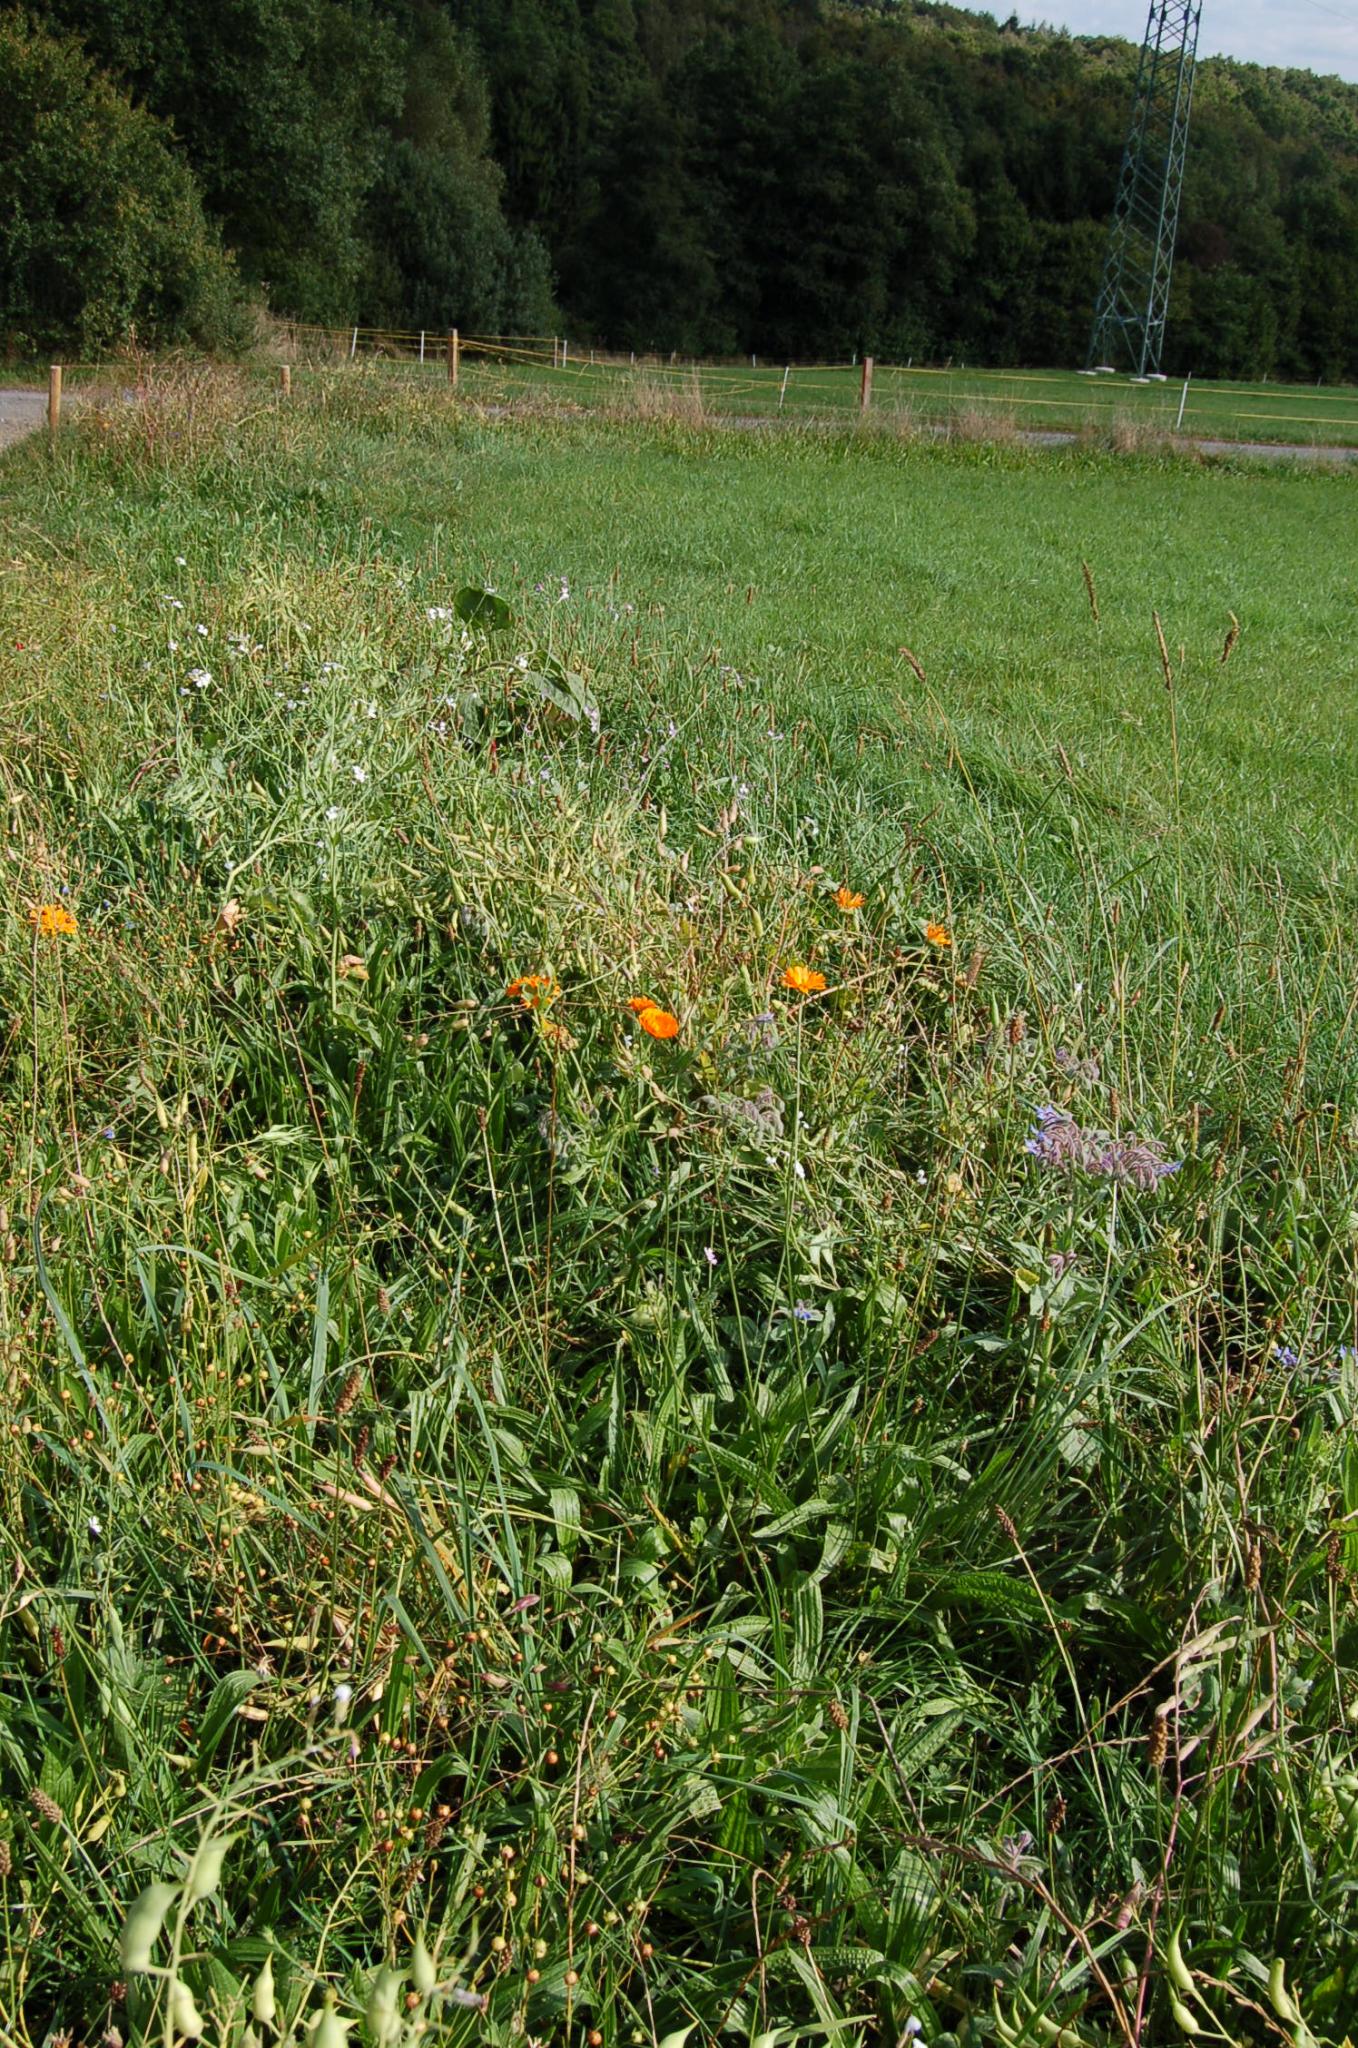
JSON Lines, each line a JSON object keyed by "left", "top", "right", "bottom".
{"left": 6, "top": 0, "right": 1358, "bottom": 376}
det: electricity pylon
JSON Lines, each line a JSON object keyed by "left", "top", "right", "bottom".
{"left": 1087, "top": 0, "right": 1202, "bottom": 377}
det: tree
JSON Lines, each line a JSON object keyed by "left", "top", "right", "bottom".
{"left": 0, "top": 11, "right": 242, "bottom": 353}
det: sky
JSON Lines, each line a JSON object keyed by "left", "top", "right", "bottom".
{"left": 1018, "top": 0, "right": 1358, "bottom": 81}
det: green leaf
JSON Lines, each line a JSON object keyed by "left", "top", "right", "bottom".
{"left": 790, "top": 1574, "right": 823, "bottom": 1683}
{"left": 527, "top": 666, "right": 598, "bottom": 726}
{"left": 453, "top": 586, "right": 512, "bottom": 631}
{"left": 307, "top": 1269, "right": 330, "bottom": 1444}
{"left": 196, "top": 1669, "right": 266, "bottom": 1774}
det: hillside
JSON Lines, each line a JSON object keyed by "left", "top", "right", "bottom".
{"left": 5, "top": 0, "right": 1358, "bottom": 375}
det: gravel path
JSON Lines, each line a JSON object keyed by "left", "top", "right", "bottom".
{"left": 0, "top": 388, "right": 48, "bottom": 454}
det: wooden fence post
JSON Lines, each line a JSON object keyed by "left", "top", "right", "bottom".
{"left": 448, "top": 329, "right": 459, "bottom": 388}
{"left": 859, "top": 356, "right": 874, "bottom": 412}
{"left": 47, "top": 364, "right": 62, "bottom": 440}
{"left": 280, "top": 364, "right": 292, "bottom": 398}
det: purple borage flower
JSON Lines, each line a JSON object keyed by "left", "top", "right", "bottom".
{"left": 1025, "top": 1105, "right": 1181, "bottom": 1192}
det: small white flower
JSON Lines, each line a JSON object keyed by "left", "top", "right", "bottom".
{"left": 334, "top": 1682, "right": 353, "bottom": 1706}
{"left": 88, "top": 1515, "right": 102, "bottom": 1537}
{"left": 195, "top": 623, "right": 209, "bottom": 637}
{"left": 188, "top": 668, "right": 211, "bottom": 689}
{"left": 793, "top": 1159, "right": 806, "bottom": 1180}
{"left": 161, "top": 595, "right": 184, "bottom": 609}
{"left": 365, "top": 701, "right": 378, "bottom": 718}
{"left": 175, "top": 554, "right": 187, "bottom": 565}
{"left": 325, "top": 804, "right": 340, "bottom": 821}
{"left": 704, "top": 1246, "right": 719, "bottom": 1267}
{"left": 351, "top": 764, "right": 367, "bottom": 783}
{"left": 168, "top": 639, "right": 179, "bottom": 652}
{"left": 427, "top": 605, "right": 453, "bottom": 621}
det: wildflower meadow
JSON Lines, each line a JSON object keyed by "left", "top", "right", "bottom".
{"left": 0, "top": 367, "right": 1355, "bottom": 2048}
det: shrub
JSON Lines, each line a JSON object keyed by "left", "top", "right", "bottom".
{"left": 0, "top": 11, "right": 245, "bottom": 356}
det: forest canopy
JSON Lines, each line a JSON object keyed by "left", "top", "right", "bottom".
{"left": 5, "top": 0, "right": 1358, "bottom": 377}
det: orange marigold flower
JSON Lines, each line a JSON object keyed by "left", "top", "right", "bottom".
{"left": 834, "top": 887, "right": 865, "bottom": 912}
{"left": 782, "top": 964, "right": 827, "bottom": 995}
{"left": 506, "top": 973, "right": 558, "bottom": 1009}
{"left": 627, "top": 995, "right": 657, "bottom": 1014}
{"left": 30, "top": 903, "right": 78, "bottom": 938}
{"left": 637, "top": 1005, "right": 680, "bottom": 1040}
{"left": 925, "top": 921, "right": 952, "bottom": 949}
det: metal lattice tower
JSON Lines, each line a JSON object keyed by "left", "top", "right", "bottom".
{"left": 1087, "top": 0, "right": 1202, "bottom": 377}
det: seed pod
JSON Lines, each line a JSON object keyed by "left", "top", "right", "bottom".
{"left": 120, "top": 1881, "right": 180, "bottom": 1973}
{"left": 168, "top": 1977, "right": 206, "bottom": 2039}
{"left": 1168, "top": 1994, "right": 1200, "bottom": 2036}
{"left": 411, "top": 1934, "right": 436, "bottom": 1996}
{"left": 310, "top": 2006, "right": 350, "bottom": 2048}
{"left": 365, "top": 1965, "right": 404, "bottom": 2044}
{"left": 185, "top": 1832, "right": 236, "bottom": 1904}
{"left": 250, "top": 1952, "right": 277, "bottom": 2026}
{"left": 1165, "top": 1922, "right": 1195, "bottom": 1999}
{"left": 1266, "top": 1957, "right": 1300, "bottom": 2025}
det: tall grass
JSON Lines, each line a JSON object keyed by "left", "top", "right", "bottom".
{"left": 0, "top": 371, "right": 1354, "bottom": 2048}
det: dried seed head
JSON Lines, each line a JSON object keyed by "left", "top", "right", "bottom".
{"left": 1326, "top": 1531, "right": 1344, "bottom": 1584}
{"left": 1244, "top": 1537, "right": 1262, "bottom": 1594}
{"left": 29, "top": 1787, "right": 62, "bottom": 1826}
{"left": 828, "top": 1699, "right": 849, "bottom": 1732}
{"left": 1220, "top": 612, "right": 1239, "bottom": 666}
{"left": 335, "top": 1367, "right": 363, "bottom": 1420}
{"left": 994, "top": 1506, "right": 1018, "bottom": 1545}
{"left": 1146, "top": 1712, "right": 1170, "bottom": 1773}
{"left": 0, "top": 1841, "right": 11, "bottom": 1878}
{"left": 1080, "top": 559, "right": 1100, "bottom": 623}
